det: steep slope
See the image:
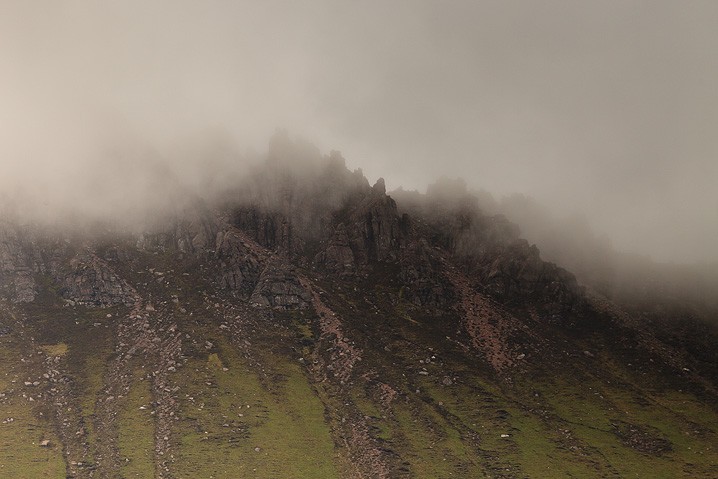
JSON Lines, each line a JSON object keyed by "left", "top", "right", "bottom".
{"left": 0, "top": 149, "right": 716, "bottom": 478}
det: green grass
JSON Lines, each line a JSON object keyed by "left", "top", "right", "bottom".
{"left": 412, "top": 376, "right": 519, "bottom": 478}
{"left": 351, "top": 386, "right": 392, "bottom": 442}
{"left": 0, "top": 337, "right": 66, "bottom": 478}
{"left": 117, "top": 366, "right": 155, "bottom": 478}
{"left": 349, "top": 375, "right": 491, "bottom": 477}
{"left": 524, "top": 369, "right": 718, "bottom": 478}
{"left": 172, "top": 337, "right": 340, "bottom": 479}
{"left": 607, "top": 388, "right": 718, "bottom": 476}
{"left": 0, "top": 404, "right": 66, "bottom": 478}
{"left": 2, "top": 259, "right": 716, "bottom": 479}
{"left": 393, "top": 402, "right": 477, "bottom": 478}
{"left": 510, "top": 409, "right": 579, "bottom": 478}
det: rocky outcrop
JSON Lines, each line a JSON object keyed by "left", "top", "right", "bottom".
{"left": 231, "top": 208, "right": 296, "bottom": 254}
{"left": 313, "top": 224, "right": 356, "bottom": 276}
{"left": 174, "top": 211, "right": 218, "bottom": 254}
{"left": 250, "top": 258, "right": 311, "bottom": 309}
{"left": 56, "top": 252, "right": 136, "bottom": 307}
{"left": 136, "top": 204, "right": 218, "bottom": 254}
{"left": 310, "top": 179, "right": 410, "bottom": 276}
{"left": 1, "top": 221, "right": 137, "bottom": 307}
{"left": 399, "top": 239, "right": 453, "bottom": 307}
{"left": 0, "top": 223, "right": 38, "bottom": 303}
{"left": 479, "top": 240, "right": 584, "bottom": 310}
{"left": 391, "top": 184, "right": 583, "bottom": 312}
{"left": 215, "top": 226, "right": 267, "bottom": 296}
{"left": 349, "top": 179, "right": 407, "bottom": 264}
{"left": 11, "top": 270, "right": 37, "bottom": 303}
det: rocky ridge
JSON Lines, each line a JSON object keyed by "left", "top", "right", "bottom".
{"left": 0, "top": 150, "right": 716, "bottom": 478}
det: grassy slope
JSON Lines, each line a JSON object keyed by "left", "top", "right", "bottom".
{"left": 313, "top": 269, "right": 718, "bottom": 478}
{"left": 2, "top": 251, "right": 716, "bottom": 478}
{"left": 22, "top": 295, "right": 119, "bottom": 472}
{"left": 171, "top": 331, "right": 340, "bottom": 479}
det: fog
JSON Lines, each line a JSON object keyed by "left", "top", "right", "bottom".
{"left": 1, "top": 1, "right": 717, "bottom": 263}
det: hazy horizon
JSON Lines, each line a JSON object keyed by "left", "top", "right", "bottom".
{"left": 1, "top": 1, "right": 717, "bottom": 264}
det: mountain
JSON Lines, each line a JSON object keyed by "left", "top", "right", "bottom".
{"left": 0, "top": 140, "right": 717, "bottom": 478}
{"left": 492, "top": 192, "right": 718, "bottom": 314}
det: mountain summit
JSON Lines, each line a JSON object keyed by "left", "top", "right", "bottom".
{"left": 0, "top": 143, "right": 716, "bottom": 478}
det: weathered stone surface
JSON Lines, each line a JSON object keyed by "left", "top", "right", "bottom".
{"left": 479, "top": 239, "right": 583, "bottom": 310}
{"left": 0, "top": 223, "right": 38, "bottom": 303}
{"left": 392, "top": 183, "right": 583, "bottom": 312}
{"left": 1, "top": 221, "right": 137, "bottom": 306}
{"left": 399, "top": 239, "right": 452, "bottom": 307}
{"left": 137, "top": 204, "right": 218, "bottom": 254}
{"left": 372, "top": 177, "right": 386, "bottom": 196}
{"left": 314, "top": 224, "right": 356, "bottom": 276}
{"left": 351, "top": 189, "right": 405, "bottom": 264}
{"left": 12, "top": 270, "right": 37, "bottom": 303}
{"left": 311, "top": 179, "right": 411, "bottom": 280}
{"left": 328, "top": 184, "right": 408, "bottom": 269}
{"left": 250, "top": 259, "right": 311, "bottom": 309}
{"left": 56, "top": 252, "right": 136, "bottom": 307}
{"left": 215, "top": 226, "right": 265, "bottom": 296}
{"left": 231, "top": 208, "right": 296, "bottom": 254}
{"left": 0, "top": 152, "right": 583, "bottom": 317}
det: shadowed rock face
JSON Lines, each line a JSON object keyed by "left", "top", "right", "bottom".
{"left": 350, "top": 182, "right": 406, "bottom": 265}
{"left": 398, "top": 239, "right": 453, "bottom": 307}
{"left": 390, "top": 183, "right": 584, "bottom": 311}
{"left": 56, "top": 252, "right": 137, "bottom": 307}
{"left": 250, "top": 258, "right": 311, "bottom": 309}
{"left": 136, "top": 203, "right": 219, "bottom": 254}
{"left": 479, "top": 239, "right": 585, "bottom": 311}
{"left": 231, "top": 208, "right": 296, "bottom": 254}
{"left": 57, "top": 254, "right": 134, "bottom": 307}
{"left": 216, "top": 226, "right": 266, "bottom": 296}
{"left": 312, "top": 178, "right": 409, "bottom": 271}
{"left": 0, "top": 224, "right": 136, "bottom": 307}
{"left": 0, "top": 156, "right": 584, "bottom": 314}
{"left": 314, "top": 224, "right": 356, "bottom": 277}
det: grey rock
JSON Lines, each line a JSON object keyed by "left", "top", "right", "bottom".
{"left": 250, "top": 259, "right": 311, "bottom": 310}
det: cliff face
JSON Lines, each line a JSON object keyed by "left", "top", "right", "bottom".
{"left": 0, "top": 228, "right": 136, "bottom": 307}
{"left": 0, "top": 157, "right": 586, "bottom": 315}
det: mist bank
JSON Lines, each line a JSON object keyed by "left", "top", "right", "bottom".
{"left": 3, "top": 2, "right": 718, "bottom": 264}
{"left": 0, "top": 131, "right": 376, "bottom": 239}
{"left": 1, "top": 132, "right": 716, "bottom": 322}
{"left": 393, "top": 177, "right": 718, "bottom": 316}
{"left": 495, "top": 193, "right": 718, "bottom": 312}
{"left": 3, "top": 130, "right": 716, "bottom": 272}
{"left": 0, "top": 129, "right": 253, "bottom": 231}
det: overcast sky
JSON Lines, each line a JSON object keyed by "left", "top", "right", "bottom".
{"left": 1, "top": 1, "right": 716, "bottom": 263}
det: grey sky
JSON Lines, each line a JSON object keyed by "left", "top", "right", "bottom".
{"left": 1, "top": 1, "right": 716, "bottom": 262}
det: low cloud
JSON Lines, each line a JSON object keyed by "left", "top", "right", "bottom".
{"left": 1, "top": 1, "right": 716, "bottom": 262}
